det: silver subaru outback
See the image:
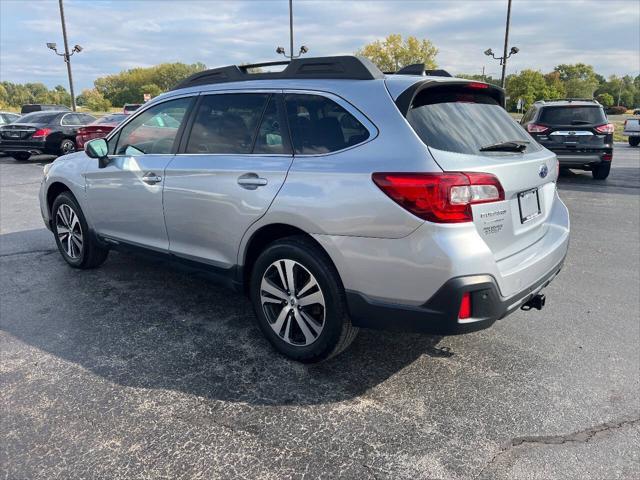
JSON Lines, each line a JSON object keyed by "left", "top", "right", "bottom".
{"left": 39, "top": 56, "right": 569, "bottom": 362}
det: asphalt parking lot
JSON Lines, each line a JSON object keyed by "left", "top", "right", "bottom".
{"left": 1, "top": 145, "right": 639, "bottom": 479}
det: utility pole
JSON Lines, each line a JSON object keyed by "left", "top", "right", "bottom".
{"left": 58, "top": 0, "right": 76, "bottom": 111}
{"left": 482, "top": 66, "right": 486, "bottom": 82}
{"left": 500, "top": 0, "right": 513, "bottom": 88}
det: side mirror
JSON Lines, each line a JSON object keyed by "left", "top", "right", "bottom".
{"left": 85, "top": 138, "right": 109, "bottom": 168}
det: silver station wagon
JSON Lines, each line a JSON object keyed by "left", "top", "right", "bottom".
{"left": 40, "top": 56, "right": 570, "bottom": 362}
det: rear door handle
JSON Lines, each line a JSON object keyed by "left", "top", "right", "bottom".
{"left": 237, "top": 173, "right": 268, "bottom": 190}
{"left": 142, "top": 172, "right": 162, "bottom": 185}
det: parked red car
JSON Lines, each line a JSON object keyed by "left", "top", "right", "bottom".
{"left": 76, "top": 114, "right": 127, "bottom": 149}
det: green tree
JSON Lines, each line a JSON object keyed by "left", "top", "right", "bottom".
{"left": 505, "top": 70, "right": 549, "bottom": 111}
{"left": 94, "top": 62, "right": 206, "bottom": 106}
{"left": 554, "top": 63, "right": 598, "bottom": 98}
{"left": 456, "top": 73, "right": 500, "bottom": 87}
{"left": 356, "top": 34, "right": 438, "bottom": 72}
{"left": 140, "top": 83, "right": 162, "bottom": 99}
{"left": 81, "top": 88, "right": 111, "bottom": 112}
{"left": 596, "top": 93, "right": 614, "bottom": 108}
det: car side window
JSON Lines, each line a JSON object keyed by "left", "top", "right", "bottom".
{"left": 61, "top": 114, "right": 80, "bottom": 126}
{"left": 252, "top": 95, "right": 288, "bottom": 154}
{"left": 80, "top": 114, "right": 95, "bottom": 124}
{"left": 284, "top": 94, "right": 370, "bottom": 154}
{"left": 114, "top": 97, "right": 192, "bottom": 156}
{"left": 185, "top": 93, "right": 268, "bottom": 154}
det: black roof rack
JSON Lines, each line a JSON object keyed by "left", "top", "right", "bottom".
{"left": 171, "top": 55, "right": 384, "bottom": 90}
{"left": 386, "top": 64, "right": 452, "bottom": 77}
{"left": 536, "top": 98, "right": 598, "bottom": 103}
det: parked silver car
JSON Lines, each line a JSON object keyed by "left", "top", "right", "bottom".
{"left": 39, "top": 56, "right": 570, "bottom": 362}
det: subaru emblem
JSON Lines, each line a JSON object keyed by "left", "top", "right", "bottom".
{"left": 539, "top": 164, "right": 549, "bottom": 178}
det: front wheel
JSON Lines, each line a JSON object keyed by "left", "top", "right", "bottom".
{"left": 249, "top": 236, "right": 358, "bottom": 363}
{"left": 592, "top": 162, "right": 611, "bottom": 180}
{"left": 629, "top": 137, "right": 640, "bottom": 147}
{"left": 51, "top": 192, "right": 109, "bottom": 268}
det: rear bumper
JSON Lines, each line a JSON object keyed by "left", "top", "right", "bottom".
{"left": 546, "top": 147, "right": 612, "bottom": 167}
{"left": 0, "top": 140, "right": 48, "bottom": 154}
{"left": 346, "top": 257, "right": 564, "bottom": 334}
{"left": 623, "top": 131, "right": 640, "bottom": 137}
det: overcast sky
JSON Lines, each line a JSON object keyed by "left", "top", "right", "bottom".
{"left": 1, "top": 0, "right": 639, "bottom": 92}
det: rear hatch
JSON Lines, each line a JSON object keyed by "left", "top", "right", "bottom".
{"left": 624, "top": 118, "right": 640, "bottom": 133}
{"left": 401, "top": 81, "right": 558, "bottom": 261}
{"left": 533, "top": 105, "right": 611, "bottom": 152}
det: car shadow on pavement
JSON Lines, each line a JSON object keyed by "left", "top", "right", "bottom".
{"left": 1, "top": 233, "right": 454, "bottom": 406}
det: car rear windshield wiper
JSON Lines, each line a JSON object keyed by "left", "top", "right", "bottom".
{"left": 479, "top": 140, "right": 529, "bottom": 152}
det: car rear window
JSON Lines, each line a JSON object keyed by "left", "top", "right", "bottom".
{"left": 406, "top": 85, "right": 538, "bottom": 155}
{"left": 15, "top": 112, "right": 59, "bottom": 124}
{"left": 538, "top": 106, "right": 606, "bottom": 125}
{"left": 97, "top": 114, "right": 127, "bottom": 125}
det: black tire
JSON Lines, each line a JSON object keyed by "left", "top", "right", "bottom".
{"left": 10, "top": 152, "right": 31, "bottom": 161}
{"left": 51, "top": 191, "right": 109, "bottom": 269}
{"left": 592, "top": 162, "right": 611, "bottom": 180}
{"left": 59, "top": 138, "right": 76, "bottom": 156}
{"left": 629, "top": 137, "right": 640, "bottom": 147}
{"left": 249, "top": 235, "right": 358, "bottom": 363}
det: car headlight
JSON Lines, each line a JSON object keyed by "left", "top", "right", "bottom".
{"left": 43, "top": 162, "right": 53, "bottom": 176}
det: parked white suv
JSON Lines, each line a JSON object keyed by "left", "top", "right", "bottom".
{"left": 623, "top": 118, "right": 640, "bottom": 146}
{"left": 40, "top": 56, "right": 570, "bottom": 362}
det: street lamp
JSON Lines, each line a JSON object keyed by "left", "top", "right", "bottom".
{"left": 276, "top": 0, "right": 309, "bottom": 60}
{"left": 484, "top": 45, "right": 519, "bottom": 87}
{"left": 485, "top": 0, "right": 517, "bottom": 88}
{"left": 46, "top": 0, "right": 81, "bottom": 111}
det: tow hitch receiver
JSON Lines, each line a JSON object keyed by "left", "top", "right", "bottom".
{"left": 521, "top": 293, "right": 546, "bottom": 311}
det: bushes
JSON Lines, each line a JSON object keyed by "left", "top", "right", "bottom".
{"left": 606, "top": 106, "right": 627, "bottom": 115}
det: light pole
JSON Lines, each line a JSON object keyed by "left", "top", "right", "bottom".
{"left": 276, "top": 0, "right": 308, "bottom": 60}
{"left": 484, "top": 0, "right": 517, "bottom": 88}
{"left": 46, "top": 0, "right": 81, "bottom": 111}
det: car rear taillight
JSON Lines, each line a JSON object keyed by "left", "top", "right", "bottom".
{"left": 595, "top": 123, "right": 614, "bottom": 134}
{"left": 526, "top": 123, "right": 549, "bottom": 134}
{"left": 467, "top": 82, "right": 489, "bottom": 89}
{"left": 602, "top": 153, "right": 613, "bottom": 161}
{"left": 32, "top": 128, "right": 51, "bottom": 139}
{"left": 372, "top": 172, "right": 504, "bottom": 223}
{"left": 458, "top": 292, "right": 472, "bottom": 319}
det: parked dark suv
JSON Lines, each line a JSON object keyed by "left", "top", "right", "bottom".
{"left": 0, "top": 111, "right": 95, "bottom": 160}
{"left": 520, "top": 99, "right": 613, "bottom": 179}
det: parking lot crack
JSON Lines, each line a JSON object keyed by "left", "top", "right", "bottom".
{"left": 0, "top": 249, "right": 56, "bottom": 258}
{"left": 474, "top": 416, "right": 640, "bottom": 479}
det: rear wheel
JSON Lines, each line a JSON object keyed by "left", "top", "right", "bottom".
{"left": 592, "top": 162, "right": 611, "bottom": 180}
{"left": 52, "top": 192, "right": 109, "bottom": 268}
{"left": 249, "top": 236, "right": 358, "bottom": 363}
{"left": 10, "top": 152, "right": 31, "bottom": 161}
{"left": 629, "top": 137, "right": 640, "bottom": 147}
{"left": 59, "top": 139, "right": 76, "bottom": 156}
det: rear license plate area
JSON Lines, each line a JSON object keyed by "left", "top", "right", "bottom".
{"left": 518, "top": 188, "right": 541, "bottom": 223}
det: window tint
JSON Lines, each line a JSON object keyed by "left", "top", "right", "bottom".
{"left": 186, "top": 94, "right": 267, "bottom": 154}
{"left": 538, "top": 106, "right": 606, "bottom": 125}
{"left": 406, "top": 86, "right": 539, "bottom": 155}
{"left": 80, "top": 114, "right": 96, "bottom": 124}
{"left": 253, "top": 96, "right": 287, "bottom": 154}
{"left": 115, "top": 97, "right": 191, "bottom": 155}
{"left": 284, "top": 94, "right": 370, "bottom": 154}
{"left": 61, "top": 114, "right": 81, "bottom": 125}
{"left": 16, "top": 112, "right": 59, "bottom": 124}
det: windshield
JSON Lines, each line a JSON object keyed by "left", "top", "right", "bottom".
{"left": 538, "top": 106, "right": 606, "bottom": 125}
{"left": 406, "top": 86, "right": 539, "bottom": 155}
{"left": 14, "top": 112, "right": 59, "bottom": 124}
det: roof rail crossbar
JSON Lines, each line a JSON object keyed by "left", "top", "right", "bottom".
{"left": 171, "top": 55, "right": 384, "bottom": 90}
{"left": 387, "top": 64, "right": 453, "bottom": 77}
{"left": 551, "top": 98, "right": 598, "bottom": 103}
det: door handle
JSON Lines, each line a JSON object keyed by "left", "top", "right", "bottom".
{"left": 237, "top": 173, "right": 268, "bottom": 190}
{"left": 142, "top": 172, "right": 162, "bottom": 185}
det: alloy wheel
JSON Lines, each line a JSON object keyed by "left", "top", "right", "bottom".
{"left": 55, "top": 204, "right": 83, "bottom": 259}
{"left": 260, "top": 259, "right": 325, "bottom": 346}
{"left": 61, "top": 140, "right": 75, "bottom": 154}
